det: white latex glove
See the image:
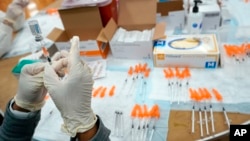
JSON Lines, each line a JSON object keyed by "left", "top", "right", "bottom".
{"left": 44, "top": 36, "right": 97, "bottom": 137}
{"left": 4, "top": 0, "right": 29, "bottom": 31}
{"left": 51, "top": 50, "right": 69, "bottom": 61}
{"left": 50, "top": 50, "right": 69, "bottom": 77}
{"left": 14, "top": 62, "right": 47, "bottom": 112}
{"left": 0, "top": 23, "right": 12, "bottom": 57}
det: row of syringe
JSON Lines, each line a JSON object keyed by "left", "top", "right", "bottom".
{"left": 189, "top": 88, "right": 230, "bottom": 138}
{"left": 224, "top": 43, "right": 250, "bottom": 64}
{"left": 120, "top": 63, "right": 151, "bottom": 102}
{"left": 163, "top": 67, "right": 191, "bottom": 104}
{"left": 130, "top": 104, "right": 160, "bottom": 141}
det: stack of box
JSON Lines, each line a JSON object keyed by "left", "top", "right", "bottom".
{"left": 47, "top": 0, "right": 166, "bottom": 61}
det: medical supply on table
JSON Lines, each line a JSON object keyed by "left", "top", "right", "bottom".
{"left": 120, "top": 63, "right": 151, "bottom": 101}
{"left": 189, "top": 88, "right": 213, "bottom": 137}
{"left": 92, "top": 85, "right": 116, "bottom": 98}
{"left": 189, "top": 87, "right": 232, "bottom": 138}
{"left": 196, "top": 120, "right": 250, "bottom": 141}
{"left": 153, "top": 34, "right": 219, "bottom": 68}
{"left": 203, "top": 88, "right": 214, "bottom": 133}
{"left": 111, "top": 28, "right": 154, "bottom": 43}
{"left": 212, "top": 88, "right": 231, "bottom": 128}
{"left": 198, "top": 107, "right": 204, "bottom": 137}
{"left": 100, "top": 87, "right": 107, "bottom": 98}
{"left": 198, "top": 3, "right": 221, "bottom": 31}
{"left": 189, "top": 88, "right": 197, "bottom": 133}
{"left": 130, "top": 104, "right": 140, "bottom": 141}
{"left": 109, "top": 85, "right": 116, "bottom": 97}
{"left": 118, "top": 66, "right": 133, "bottom": 96}
{"left": 163, "top": 67, "right": 192, "bottom": 104}
{"left": 113, "top": 110, "right": 124, "bottom": 137}
{"left": 190, "top": 88, "right": 204, "bottom": 137}
{"left": 130, "top": 104, "right": 161, "bottom": 141}
{"left": 149, "top": 105, "right": 160, "bottom": 141}
{"left": 183, "top": 0, "right": 221, "bottom": 31}
{"left": 93, "top": 86, "right": 104, "bottom": 97}
{"left": 198, "top": 88, "right": 209, "bottom": 135}
{"left": 142, "top": 68, "right": 150, "bottom": 103}
{"left": 187, "top": 0, "right": 203, "bottom": 34}
{"left": 222, "top": 43, "right": 250, "bottom": 78}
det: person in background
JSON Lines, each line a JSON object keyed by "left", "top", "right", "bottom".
{"left": 0, "top": 0, "right": 29, "bottom": 57}
{"left": 0, "top": 36, "right": 111, "bottom": 141}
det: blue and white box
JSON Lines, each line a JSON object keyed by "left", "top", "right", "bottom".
{"left": 153, "top": 34, "right": 220, "bottom": 68}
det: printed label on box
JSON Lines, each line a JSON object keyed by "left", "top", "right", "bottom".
{"left": 154, "top": 40, "right": 166, "bottom": 47}
{"left": 205, "top": 61, "right": 217, "bottom": 68}
{"left": 79, "top": 40, "right": 99, "bottom": 51}
{"left": 110, "top": 41, "right": 152, "bottom": 59}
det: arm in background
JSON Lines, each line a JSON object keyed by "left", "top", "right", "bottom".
{"left": 0, "top": 0, "right": 29, "bottom": 58}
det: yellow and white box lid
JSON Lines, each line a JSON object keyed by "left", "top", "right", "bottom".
{"left": 154, "top": 34, "right": 219, "bottom": 54}
{"left": 153, "top": 34, "right": 220, "bottom": 68}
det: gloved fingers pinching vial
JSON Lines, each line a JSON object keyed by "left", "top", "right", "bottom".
{"left": 14, "top": 62, "right": 47, "bottom": 112}
{"left": 44, "top": 36, "right": 96, "bottom": 137}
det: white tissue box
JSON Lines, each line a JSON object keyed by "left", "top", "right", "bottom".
{"left": 153, "top": 34, "right": 220, "bottom": 68}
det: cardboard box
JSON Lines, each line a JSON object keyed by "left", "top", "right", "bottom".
{"left": 102, "top": 0, "right": 166, "bottom": 59}
{"left": 47, "top": 6, "right": 110, "bottom": 61}
{"left": 157, "top": 0, "right": 183, "bottom": 16}
{"left": 153, "top": 34, "right": 220, "bottom": 68}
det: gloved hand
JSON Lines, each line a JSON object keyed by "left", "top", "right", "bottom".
{"left": 14, "top": 62, "right": 47, "bottom": 112}
{"left": 50, "top": 50, "right": 69, "bottom": 77}
{"left": 44, "top": 36, "right": 97, "bottom": 137}
{"left": 4, "top": 0, "right": 29, "bottom": 31}
{"left": 51, "top": 50, "right": 69, "bottom": 61}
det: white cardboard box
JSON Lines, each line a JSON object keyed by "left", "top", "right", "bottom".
{"left": 103, "top": 0, "right": 166, "bottom": 59}
{"left": 153, "top": 34, "right": 220, "bottom": 68}
{"left": 199, "top": 4, "right": 221, "bottom": 31}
